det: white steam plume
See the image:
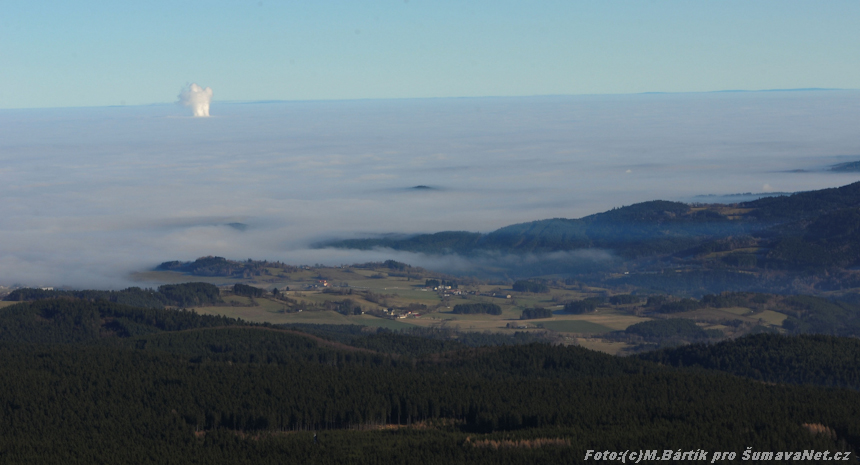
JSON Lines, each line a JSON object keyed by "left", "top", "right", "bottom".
{"left": 178, "top": 83, "right": 213, "bottom": 117}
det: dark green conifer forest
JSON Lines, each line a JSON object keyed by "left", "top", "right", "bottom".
{"left": 0, "top": 297, "right": 858, "bottom": 463}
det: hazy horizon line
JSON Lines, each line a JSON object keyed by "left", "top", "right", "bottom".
{"left": 2, "top": 87, "right": 856, "bottom": 112}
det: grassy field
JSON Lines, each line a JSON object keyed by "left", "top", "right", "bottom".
{"left": 668, "top": 307, "right": 762, "bottom": 324}
{"left": 189, "top": 295, "right": 647, "bottom": 338}
{"left": 191, "top": 305, "right": 418, "bottom": 330}
{"left": 753, "top": 310, "right": 788, "bottom": 326}
{"left": 131, "top": 261, "right": 791, "bottom": 354}
{"left": 0, "top": 256, "right": 817, "bottom": 359}
{"left": 539, "top": 320, "right": 613, "bottom": 333}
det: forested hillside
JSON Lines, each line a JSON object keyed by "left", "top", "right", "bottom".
{"left": 641, "top": 333, "right": 860, "bottom": 389}
{"left": 156, "top": 256, "right": 303, "bottom": 278}
{"left": 324, "top": 200, "right": 749, "bottom": 258}
{"left": 322, "top": 181, "right": 860, "bottom": 288}
{"left": 0, "top": 297, "right": 858, "bottom": 463}
{"left": 3, "top": 282, "right": 222, "bottom": 308}
{"left": 741, "top": 181, "right": 860, "bottom": 221}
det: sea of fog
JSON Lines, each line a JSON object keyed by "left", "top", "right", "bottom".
{"left": 2, "top": 90, "right": 859, "bottom": 288}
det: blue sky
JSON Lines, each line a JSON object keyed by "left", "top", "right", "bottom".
{"left": 2, "top": 1, "right": 859, "bottom": 109}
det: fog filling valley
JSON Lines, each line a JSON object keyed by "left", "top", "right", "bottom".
{"left": 2, "top": 91, "right": 859, "bottom": 288}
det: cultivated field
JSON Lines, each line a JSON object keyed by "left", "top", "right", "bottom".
{"left": 134, "top": 261, "right": 789, "bottom": 354}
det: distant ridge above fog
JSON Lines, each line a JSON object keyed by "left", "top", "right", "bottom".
{"left": 709, "top": 87, "right": 846, "bottom": 93}
{"left": 830, "top": 161, "right": 860, "bottom": 173}
{"left": 323, "top": 181, "right": 860, "bottom": 266}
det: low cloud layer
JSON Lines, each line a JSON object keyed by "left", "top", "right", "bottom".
{"left": 1, "top": 91, "right": 859, "bottom": 288}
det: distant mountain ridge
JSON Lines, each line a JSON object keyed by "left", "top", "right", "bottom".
{"left": 323, "top": 181, "right": 860, "bottom": 271}
{"left": 327, "top": 200, "right": 745, "bottom": 257}
{"left": 321, "top": 183, "right": 860, "bottom": 257}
